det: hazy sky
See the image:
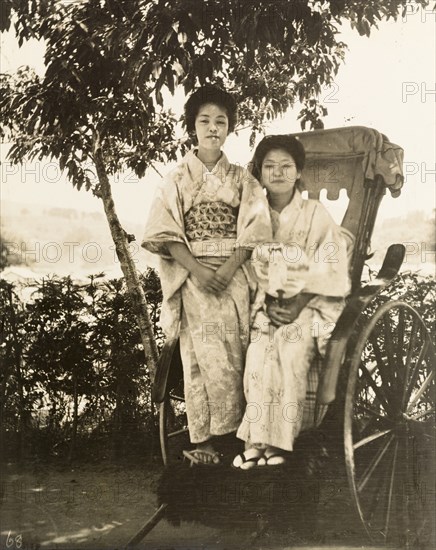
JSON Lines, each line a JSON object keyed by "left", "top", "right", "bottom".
{"left": 1, "top": 7, "right": 435, "bottom": 229}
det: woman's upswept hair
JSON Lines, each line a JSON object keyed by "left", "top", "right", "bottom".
{"left": 251, "top": 134, "right": 306, "bottom": 181}
{"left": 184, "top": 85, "right": 238, "bottom": 134}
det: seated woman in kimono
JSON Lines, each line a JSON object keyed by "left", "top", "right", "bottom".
{"left": 142, "top": 86, "right": 270, "bottom": 465}
{"left": 232, "top": 135, "right": 354, "bottom": 469}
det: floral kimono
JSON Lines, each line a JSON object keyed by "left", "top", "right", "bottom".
{"left": 237, "top": 189, "right": 354, "bottom": 451}
{"left": 142, "top": 149, "right": 271, "bottom": 443}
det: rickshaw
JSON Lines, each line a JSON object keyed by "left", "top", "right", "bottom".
{"left": 127, "top": 126, "right": 435, "bottom": 548}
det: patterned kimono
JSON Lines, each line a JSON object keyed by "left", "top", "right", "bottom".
{"left": 142, "top": 149, "right": 271, "bottom": 443}
{"left": 237, "top": 189, "right": 353, "bottom": 451}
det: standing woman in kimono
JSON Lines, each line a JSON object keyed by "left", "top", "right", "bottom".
{"left": 232, "top": 135, "right": 354, "bottom": 469}
{"left": 142, "top": 86, "right": 271, "bottom": 465}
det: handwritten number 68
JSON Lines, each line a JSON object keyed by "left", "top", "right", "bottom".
{"left": 6, "top": 531, "right": 23, "bottom": 549}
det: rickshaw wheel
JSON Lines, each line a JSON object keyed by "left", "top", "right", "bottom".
{"left": 344, "top": 300, "right": 435, "bottom": 548}
{"left": 159, "top": 386, "right": 188, "bottom": 466}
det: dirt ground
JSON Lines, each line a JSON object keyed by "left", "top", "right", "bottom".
{"left": 0, "top": 458, "right": 395, "bottom": 550}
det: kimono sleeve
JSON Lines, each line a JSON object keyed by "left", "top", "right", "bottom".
{"left": 303, "top": 203, "right": 353, "bottom": 297}
{"left": 140, "top": 168, "right": 191, "bottom": 338}
{"left": 141, "top": 169, "right": 189, "bottom": 260}
{"left": 235, "top": 169, "right": 272, "bottom": 249}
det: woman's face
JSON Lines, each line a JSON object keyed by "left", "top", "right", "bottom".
{"left": 260, "top": 148, "right": 301, "bottom": 196}
{"left": 194, "top": 103, "right": 229, "bottom": 152}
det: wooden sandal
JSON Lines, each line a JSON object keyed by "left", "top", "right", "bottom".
{"left": 232, "top": 450, "right": 264, "bottom": 470}
{"left": 257, "top": 453, "right": 286, "bottom": 466}
{"left": 183, "top": 449, "right": 222, "bottom": 466}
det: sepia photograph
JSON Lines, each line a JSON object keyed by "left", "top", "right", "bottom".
{"left": 1, "top": 1, "right": 435, "bottom": 549}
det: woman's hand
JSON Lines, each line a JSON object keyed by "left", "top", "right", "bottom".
{"left": 192, "top": 264, "right": 227, "bottom": 293}
{"left": 267, "top": 301, "right": 300, "bottom": 326}
{"left": 191, "top": 253, "right": 246, "bottom": 294}
{"left": 212, "top": 262, "right": 237, "bottom": 290}
{"left": 266, "top": 292, "right": 315, "bottom": 326}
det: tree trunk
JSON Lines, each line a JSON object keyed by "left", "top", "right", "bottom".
{"left": 93, "top": 137, "right": 159, "bottom": 380}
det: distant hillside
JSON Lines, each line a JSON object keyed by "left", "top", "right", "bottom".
{"left": 1, "top": 201, "right": 148, "bottom": 278}
{"left": 1, "top": 201, "right": 434, "bottom": 279}
{"left": 371, "top": 210, "right": 435, "bottom": 273}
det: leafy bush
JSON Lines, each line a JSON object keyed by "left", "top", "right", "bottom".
{"left": 0, "top": 270, "right": 162, "bottom": 463}
{"left": 364, "top": 270, "right": 435, "bottom": 343}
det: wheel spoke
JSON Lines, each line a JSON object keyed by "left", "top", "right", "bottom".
{"left": 169, "top": 393, "right": 185, "bottom": 402}
{"left": 397, "top": 307, "right": 406, "bottom": 368}
{"left": 402, "top": 318, "right": 420, "bottom": 400}
{"left": 357, "top": 434, "right": 395, "bottom": 492}
{"left": 359, "top": 363, "right": 393, "bottom": 415}
{"left": 394, "top": 308, "right": 407, "bottom": 399}
{"left": 357, "top": 415, "right": 383, "bottom": 441}
{"left": 354, "top": 428, "right": 393, "bottom": 450}
{"left": 382, "top": 314, "right": 396, "bottom": 386}
{"left": 406, "top": 371, "right": 434, "bottom": 413}
{"left": 405, "top": 317, "right": 420, "bottom": 366}
{"left": 402, "top": 432, "right": 412, "bottom": 542}
{"left": 365, "top": 453, "right": 391, "bottom": 528}
{"left": 403, "top": 339, "right": 430, "bottom": 407}
{"left": 368, "top": 333, "right": 392, "bottom": 393}
{"left": 168, "top": 427, "right": 189, "bottom": 438}
{"left": 355, "top": 402, "right": 390, "bottom": 422}
{"left": 384, "top": 439, "right": 399, "bottom": 538}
